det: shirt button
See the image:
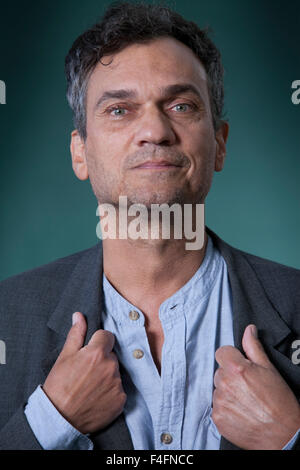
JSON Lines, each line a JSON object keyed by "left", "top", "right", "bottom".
{"left": 129, "top": 310, "right": 140, "bottom": 321}
{"left": 161, "top": 433, "right": 173, "bottom": 444}
{"left": 133, "top": 349, "right": 144, "bottom": 359}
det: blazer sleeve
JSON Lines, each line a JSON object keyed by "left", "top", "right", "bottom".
{"left": 0, "top": 404, "right": 43, "bottom": 450}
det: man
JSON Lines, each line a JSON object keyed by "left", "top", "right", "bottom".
{"left": 1, "top": 2, "right": 300, "bottom": 451}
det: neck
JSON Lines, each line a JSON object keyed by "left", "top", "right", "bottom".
{"left": 102, "top": 231, "right": 208, "bottom": 317}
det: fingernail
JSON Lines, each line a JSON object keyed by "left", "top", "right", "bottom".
{"left": 72, "top": 312, "right": 79, "bottom": 325}
{"left": 251, "top": 325, "right": 258, "bottom": 338}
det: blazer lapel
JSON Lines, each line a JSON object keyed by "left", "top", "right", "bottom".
{"left": 42, "top": 241, "right": 134, "bottom": 450}
{"left": 41, "top": 243, "right": 104, "bottom": 377}
{"left": 207, "top": 228, "right": 295, "bottom": 450}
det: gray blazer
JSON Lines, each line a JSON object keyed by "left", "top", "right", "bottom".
{"left": 0, "top": 227, "right": 300, "bottom": 450}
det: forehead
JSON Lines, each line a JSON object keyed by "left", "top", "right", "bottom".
{"left": 86, "top": 37, "right": 209, "bottom": 106}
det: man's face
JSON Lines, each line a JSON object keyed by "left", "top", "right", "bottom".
{"left": 71, "top": 37, "right": 229, "bottom": 208}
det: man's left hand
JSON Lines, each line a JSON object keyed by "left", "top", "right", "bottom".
{"left": 212, "top": 324, "right": 300, "bottom": 450}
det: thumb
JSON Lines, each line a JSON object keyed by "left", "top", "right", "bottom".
{"left": 242, "top": 324, "right": 273, "bottom": 368}
{"left": 60, "top": 312, "right": 87, "bottom": 359}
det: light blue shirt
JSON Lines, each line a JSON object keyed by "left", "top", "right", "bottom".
{"left": 24, "top": 236, "right": 299, "bottom": 450}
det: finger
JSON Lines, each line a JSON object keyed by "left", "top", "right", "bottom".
{"left": 213, "top": 366, "right": 225, "bottom": 389}
{"left": 108, "top": 351, "right": 121, "bottom": 375}
{"left": 88, "top": 328, "right": 115, "bottom": 354}
{"left": 60, "top": 312, "right": 87, "bottom": 359}
{"left": 215, "top": 345, "right": 250, "bottom": 373}
{"left": 242, "top": 324, "right": 273, "bottom": 368}
{"left": 108, "top": 350, "right": 119, "bottom": 365}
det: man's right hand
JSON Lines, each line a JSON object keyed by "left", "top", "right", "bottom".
{"left": 42, "top": 311, "right": 127, "bottom": 434}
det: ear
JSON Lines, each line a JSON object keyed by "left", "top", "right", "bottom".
{"left": 214, "top": 120, "right": 229, "bottom": 172}
{"left": 70, "top": 130, "right": 89, "bottom": 181}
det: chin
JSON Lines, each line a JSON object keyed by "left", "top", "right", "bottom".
{"left": 129, "top": 196, "right": 182, "bottom": 209}
{"left": 126, "top": 188, "right": 188, "bottom": 208}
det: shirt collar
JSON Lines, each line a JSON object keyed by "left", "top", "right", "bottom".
{"left": 102, "top": 235, "right": 222, "bottom": 325}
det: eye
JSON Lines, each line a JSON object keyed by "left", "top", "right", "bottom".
{"left": 172, "top": 103, "right": 193, "bottom": 113}
{"left": 108, "top": 106, "right": 128, "bottom": 117}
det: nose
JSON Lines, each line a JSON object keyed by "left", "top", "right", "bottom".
{"left": 133, "top": 105, "right": 177, "bottom": 147}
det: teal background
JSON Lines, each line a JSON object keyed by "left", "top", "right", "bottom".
{"left": 0, "top": 0, "right": 299, "bottom": 280}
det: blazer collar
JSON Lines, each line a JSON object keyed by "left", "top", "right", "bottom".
{"left": 206, "top": 227, "right": 291, "bottom": 351}
{"left": 46, "top": 243, "right": 104, "bottom": 346}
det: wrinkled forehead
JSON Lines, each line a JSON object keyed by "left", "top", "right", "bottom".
{"left": 86, "top": 37, "right": 209, "bottom": 110}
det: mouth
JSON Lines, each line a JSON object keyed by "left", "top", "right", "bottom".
{"left": 132, "top": 160, "right": 182, "bottom": 170}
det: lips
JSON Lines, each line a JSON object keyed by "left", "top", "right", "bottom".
{"left": 134, "top": 160, "right": 182, "bottom": 169}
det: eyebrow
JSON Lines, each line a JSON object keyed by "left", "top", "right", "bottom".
{"left": 94, "top": 83, "right": 205, "bottom": 111}
{"left": 94, "top": 89, "right": 136, "bottom": 111}
{"left": 164, "top": 83, "right": 205, "bottom": 103}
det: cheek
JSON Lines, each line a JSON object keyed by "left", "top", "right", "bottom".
{"left": 188, "top": 125, "right": 216, "bottom": 171}
{"left": 86, "top": 120, "right": 128, "bottom": 164}
{"left": 85, "top": 134, "right": 124, "bottom": 184}
{"left": 198, "top": 122, "right": 216, "bottom": 152}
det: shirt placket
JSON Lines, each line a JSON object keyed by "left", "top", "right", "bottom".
{"left": 154, "top": 303, "right": 186, "bottom": 450}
